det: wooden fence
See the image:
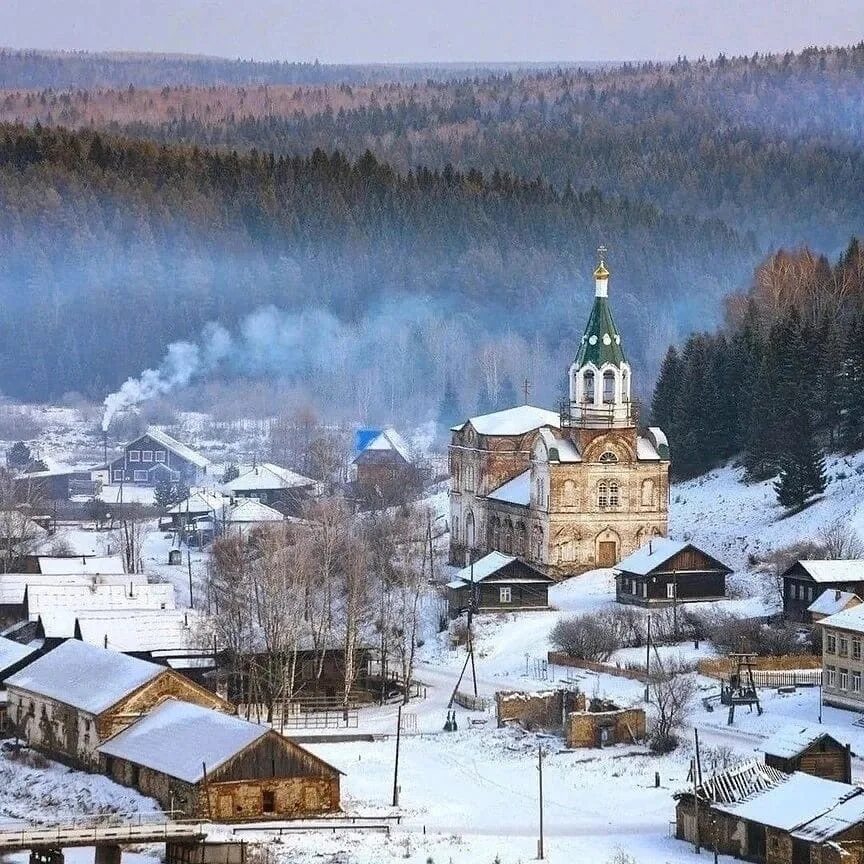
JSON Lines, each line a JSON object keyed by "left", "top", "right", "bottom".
{"left": 547, "top": 652, "right": 649, "bottom": 683}
{"left": 750, "top": 669, "right": 822, "bottom": 688}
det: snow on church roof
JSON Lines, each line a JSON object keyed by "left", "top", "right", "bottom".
{"left": 486, "top": 470, "right": 531, "bottom": 506}
{"left": 5, "top": 640, "right": 163, "bottom": 714}
{"left": 454, "top": 405, "right": 560, "bottom": 436}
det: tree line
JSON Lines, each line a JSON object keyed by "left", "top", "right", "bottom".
{"left": 652, "top": 240, "right": 864, "bottom": 507}
{"left": 0, "top": 123, "right": 750, "bottom": 425}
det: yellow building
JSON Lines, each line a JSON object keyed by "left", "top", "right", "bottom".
{"left": 449, "top": 252, "right": 670, "bottom": 577}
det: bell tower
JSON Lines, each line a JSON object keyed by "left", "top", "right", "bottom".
{"left": 567, "top": 247, "right": 633, "bottom": 429}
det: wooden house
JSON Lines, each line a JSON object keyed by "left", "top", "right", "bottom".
{"left": 761, "top": 724, "right": 851, "bottom": 783}
{"left": 614, "top": 538, "right": 730, "bottom": 607}
{"left": 447, "top": 551, "right": 555, "bottom": 618}
{"left": 5, "top": 640, "right": 230, "bottom": 767}
{"left": 15, "top": 470, "right": 100, "bottom": 502}
{"left": 223, "top": 463, "right": 317, "bottom": 515}
{"left": 676, "top": 760, "right": 864, "bottom": 863}
{"left": 99, "top": 698, "right": 342, "bottom": 821}
{"left": 808, "top": 589, "right": 862, "bottom": 623}
{"left": 783, "top": 560, "right": 864, "bottom": 622}
{"left": 352, "top": 428, "right": 421, "bottom": 506}
{"left": 108, "top": 427, "right": 210, "bottom": 487}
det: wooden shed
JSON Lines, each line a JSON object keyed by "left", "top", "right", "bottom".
{"left": 99, "top": 699, "right": 342, "bottom": 821}
{"left": 447, "top": 551, "right": 555, "bottom": 618}
{"left": 762, "top": 724, "right": 851, "bottom": 783}
{"left": 614, "top": 537, "right": 730, "bottom": 606}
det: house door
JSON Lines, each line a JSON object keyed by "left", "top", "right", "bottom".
{"left": 598, "top": 541, "right": 618, "bottom": 567}
{"left": 746, "top": 822, "right": 766, "bottom": 861}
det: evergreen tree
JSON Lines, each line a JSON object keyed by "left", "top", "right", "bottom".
{"left": 6, "top": 441, "right": 31, "bottom": 471}
{"left": 840, "top": 314, "right": 864, "bottom": 453}
{"left": 651, "top": 346, "right": 681, "bottom": 431}
{"left": 222, "top": 462, "right": 240, "bottom": 483}
{"left": 438, "top": 375, "right": 462, "bottom": 429}
{"left": 774, "top": 406, "right": 827, "bottom": 509}
{"left": 154, "top": 476, "right": 188, "bottom": 511}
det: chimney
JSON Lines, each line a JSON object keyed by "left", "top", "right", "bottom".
{"left": 649, "top": 540, "right": 653, "bottom": 555}
{"left": 836, "top": 589, "right": 842, "bottom": 601}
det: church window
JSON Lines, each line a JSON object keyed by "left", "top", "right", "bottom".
{"left": 532, "top": 526, "right": 544, "bottom": 560}
{"left": 603, "top": 371, "right": 616, "bottom": 404}
{"left": 609, "top": 481, "right": 619, "bottom": 508}
{"left": 583, "top": 371, "right": 595, "bottom": 403}
{"left": 453, "top": 516, "right": 460, "bottom": 542}
{"left": 621, "top": 370, "right": 629, "bottom": 401}
{"left": 563, "top": 479, "right": 577, "bottom": 503}
{"left": 598, "top": 481, "right": 608, "bottom": 509}
{"left": 599, "top": 451, "right": 618, "bottom": 464}
{"left": 503, "top": 520, "right": 513, "bottom": 553}
{"left": 514, "top": 523, "right": 526, "bottom": 556}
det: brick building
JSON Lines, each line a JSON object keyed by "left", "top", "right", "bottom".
{"left": 449, "top": 253, "right": 670, "bottom": 577}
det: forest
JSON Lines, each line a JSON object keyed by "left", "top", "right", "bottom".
{"left": 1, "top": 44, "right": 863, "bottom": 429}
{"left": 652, "top": 240, "right": 864, "bottom": 506}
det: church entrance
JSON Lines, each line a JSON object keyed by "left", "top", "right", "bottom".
{"left": 597, "top": 541, "right": 618, "bottom": 567}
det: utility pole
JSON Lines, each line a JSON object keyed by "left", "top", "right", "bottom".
{"left": 692, "top": 757, "right": 701, "bottom": 854}
{"left": 392, "top": 702, "right": 403, "bottom": 806}
{"left": 187, "top": 550, "right": 194, "bottom": 609}
{"left": 523, "top": 378, "right": 531, "bottom": 405}
{"left": 644, "top": 614, "right": 652, "bottom": 702}
{"left": 673, "top": 569, "right": 679, "bottom": 640}
{"left": 537, "top": 744, "right": 545, "bottom": 860}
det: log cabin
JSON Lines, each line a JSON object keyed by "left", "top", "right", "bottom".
{"left": 222, "top": 463, "right": 318, "bottom": 515}
{"left": 761, "top": 724, "right": 851, "bottom": 783}
{"left": 5, "top": 640, "right": 231, "bottom": 768}
{"left": 447, "top": 550, "right": 555, "bottom": 617}
{"left": 99, "top": 698, "right": 342, "bottom": 821}
{"left": 782, "top": 560, "right": 864, "bottom": 623}
{"left": 614, "top": 538, "right": 730, "bottom": 607}
{"left": 108, "top": 427, "right": 210, "bottom": 486}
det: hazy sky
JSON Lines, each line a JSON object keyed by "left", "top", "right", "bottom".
{"left": 1, "top": 0, "right": 861, "bottom": 64}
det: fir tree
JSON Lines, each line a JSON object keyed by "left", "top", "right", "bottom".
{"left": 222, "top": 462, "right": 240, "bottom": 483}
{"left": 651, "top": 346, "right": 681, "bottom": 431}
{"left": 840, "top": 314, "right": 864, "bottom": 453}
{"left": 438, "top": 375, "right": 462, "bottom": 429}
{"left": 774, "top": 406, "right": 827, "bottom": 510}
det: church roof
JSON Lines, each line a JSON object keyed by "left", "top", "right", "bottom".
{"left": 453, "top": 405, "right": 560, "bottom": 436}
{"left": 575, "top": 294, "right": 626, "bottom": 368}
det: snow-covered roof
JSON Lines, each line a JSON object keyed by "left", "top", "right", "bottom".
{"left": 37, "top": 556, "right": 126, "bottom": 576}
{"left": 448, "top": 551, "right": 550, "bottom": 589}
{"left": 793, "top": 560, "right": 864, "bottom": 584}
{"left": 5, "top": 640, "right": 164, "bottom": 714}
{"left": 75, "top": 609, "right": 201, "bottom": 653}
{"left": 141, "top": 427, "right": 210, "bottom": 469}
{"left": 0, "top": 572, "right": 148, "bottom": 606}
{"left": 792, "top": 792, "right": 864, "bottom": 843}
{"left": 817, "top": 603, "right": 864, "bottom": 635}
{"left": 224, "top": 463, "right": 316, "bottom": 493}
{"left": 636, "top": 436, "right": 661, "bottom": 461}
{"left": 168, "top": 489, "right": 225, "bottom": 515}
{"left": 224, "top": 499, "right": 285, "bottom": 524}
{"left": 352, "top": 428, "right": 412, "bottom": 464}
{"left": 538, "top": 429, "right": 581, "bottom": 463}
{"left": 615, "top": 538, "right": 729, "bottom": 576}
{"left": 697, "top": 760, "right": 863, "bottom": 836}
{"left": 25, "top": 582, "right": 175, "bottom": 621}
{"left": 486, "top": 470, "right": 531, "bottom": 506}
{"left": 453, "top": 405, "right": 560, "bottom": 436}
{"left": 761, "top": 724, "right": 845, "bottom": 759}
{"left": 808, "top": 589, "right": 861, "bottom": 617}
{"left": 98, "top": 698, "right": 267, "bottom": 783}
{"left": 0, "top": 636, "right": 37, "bottom": 674}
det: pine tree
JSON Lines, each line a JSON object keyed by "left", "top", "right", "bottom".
{"left": 840, "top": 314, "right": 864, "bottom": 453}
{"left": 438, "top": 375, "right": 462, "bottom": 429}
{"left": 774, "top": 406, "right": 827, "bottom": 510}
{"left": 651, "top": 346, "right": 681, "bottom": 431}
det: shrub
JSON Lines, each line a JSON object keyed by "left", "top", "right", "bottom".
{"left": 549, "top": 611, "right": 622, "bottom": 661}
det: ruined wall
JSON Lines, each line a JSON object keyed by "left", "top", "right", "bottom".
{"left": 205, "top": 777, "right": 340, "bottom": 821}
{"left": 495, "top": 690, "right": 575, "bottom": 730}
{"left": 566, "top": 705, "right": 645, "bottom": 748}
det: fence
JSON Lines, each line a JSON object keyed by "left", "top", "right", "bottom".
{"left": 453, "top": 691, "right": 492, "bottom": 711}
{"left": 547, "top": 652, "right": 650, "bottom": 683}
{"left": 280, "top": 709, "right": 359, "bottom": 730}
{"left": 751, "top": 669, "right": 822, "bottom": 688}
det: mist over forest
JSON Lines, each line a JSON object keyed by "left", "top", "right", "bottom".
{"left": 1, "top": 44, "right": 863, "bottom": 429}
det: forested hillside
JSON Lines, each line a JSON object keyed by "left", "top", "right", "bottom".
{"left": 653, "top": 241, "right": 864, "bottom": 496}
{"left": 0, "top": 124, "right": 749, "bottom": 418}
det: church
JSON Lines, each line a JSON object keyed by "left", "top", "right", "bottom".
{"left": 448, "top": 252, "right": 670, "bottom": 578}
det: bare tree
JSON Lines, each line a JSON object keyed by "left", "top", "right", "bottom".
{"left": 648, "top": 659, "right": 696, "bottom": 753}
{"left": 820, "top": 521, "right": 864, "bottom": 560}
{"left": 0, "top": 470, "right": 47, "bottom": 572}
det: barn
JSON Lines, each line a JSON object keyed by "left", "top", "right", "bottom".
{"left": 447, "top": 551, "right": 555, "bottom": 617}
{"left": 614, "top": 538, "right": 730, "bottom": 606}
{"left": 5, "top": 640, "right": 231, "bottom": 767}
{"left": 761, "top": 724, "right": 851, "bottom": 783}
{"left": 99, "top": 698, "right": 342, "bottom": 821}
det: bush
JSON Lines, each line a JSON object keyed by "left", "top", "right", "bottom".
{"left": 549, "top": 611, "right": 622, "bottom": 661}
{"left": 698, "top": 610, "right": 804, "bottom": 656}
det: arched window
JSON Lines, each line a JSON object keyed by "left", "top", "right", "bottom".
{"left": 621, "top": 369, "right": 630, "bottom": 401}
{"left": 466, "top": 510, "right": 475, "bottom": 546}
{"left": 563, "top": 479, "right": 577, "bottom": 504}
{"left": 609, "top": 480, "right": 619, "bottom": 508}
{"left": 532, "top": 525, "right": 544, "bottom": 560}
{"left": 641, "top": 478, "right": 655, "bottom": 507}
{"left": 599, "top": 451, "right": 618, "bottom": 464}
{"left": 453, "top": 516, "right": 460, "bottom": 542}
{"left": 598, "top": 481, "right": 609, "bottom": 509}
{"left": 503, "top": 520, "right": 513, "bottom": 554}
{"left": 583, "top": 370, "right": 595, "bottom": 403}
{"left": 491, "top": 516, "right": 501, "bottom": 550}
{"left": 603, "top": 370, "right": 616, "bottom": 404}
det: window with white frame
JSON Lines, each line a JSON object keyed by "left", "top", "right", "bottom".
{"left": 133, "top": 470, "right": 147, "bottom": 481}
{"left": 840, "top": 668, "right": 849, "bottom": 690}
{"left": 155, "top": 450, "right": 166, "bottom": 462}
{"left": 113, "top": 470, "right": 124, "bottom": 481}
{"left": 666, "top": 582, "right": 675, "bottom": 599}
{"left": 499, "top": 587, "right": 512, "bottom": 604}
{"left": 854, "top": 640, "right": 861, "bottom": 660}
{"left": 840, "top": 637, "right": 849, "bottom": 657}
{"left": 142, "top": 450, "right": 153, "bottom": 462}
{"left": 583, "top": 370, "right": 595, "bottom": 403}
{"left": 854, "top": 671, "right": 862, "bottom": 693}
{"left": 128, "top": 450, "right": 140, "bottom": 462}
{"left": 826, "top": 665, "right": 836, "bottom": 687}
{"left": 826, "top": 633, "right": 837, "bottom": 653}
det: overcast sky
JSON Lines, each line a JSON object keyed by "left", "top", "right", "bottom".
{"left": 1, "top": 0, "right": 861, "bottom": 64}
